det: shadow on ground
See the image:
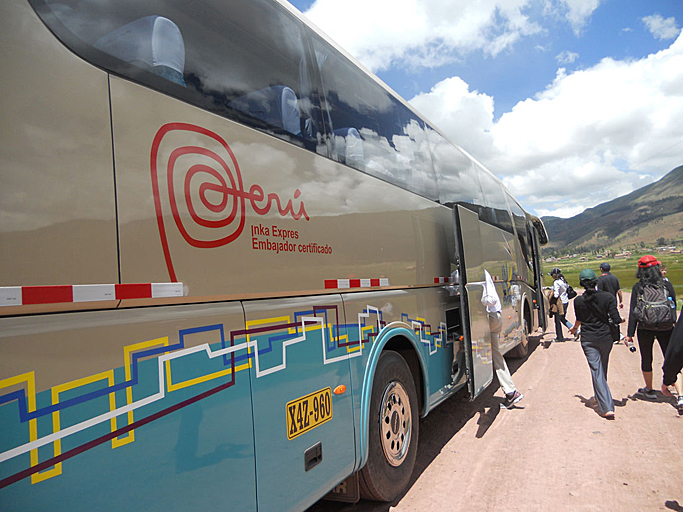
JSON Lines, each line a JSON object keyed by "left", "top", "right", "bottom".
{"left": 305, "top": 333, "right": 544, "bottom": 512}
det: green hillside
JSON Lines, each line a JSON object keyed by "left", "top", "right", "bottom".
{"left": 542, "top": 165, "right": 683, "bottom": 253}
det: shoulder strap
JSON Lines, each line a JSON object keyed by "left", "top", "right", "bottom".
{"left": 584, "top": 295, "right": 610, "bottom": 325}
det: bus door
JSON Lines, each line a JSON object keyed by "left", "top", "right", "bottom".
{"left": 455, "top": 205, "right": 494, "bottom": 399}
{"left": 529, "top": 223, "right": 547, "bottom": 330}
{"left": 242, "top": 295, "right": 355, "bottom": 512}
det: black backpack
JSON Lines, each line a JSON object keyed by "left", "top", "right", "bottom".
{"left": 633, "top": 284, "right": 676, "bottom": 331}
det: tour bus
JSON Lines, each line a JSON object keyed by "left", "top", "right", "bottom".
{"left": 0, "top": 0, "right": 549, "bottom": 510}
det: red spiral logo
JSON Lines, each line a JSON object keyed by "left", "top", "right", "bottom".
{"left": 151, "top": 123, "right": 308, "bottom": 282}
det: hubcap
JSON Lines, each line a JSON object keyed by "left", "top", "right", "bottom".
{"left": 379, "top": 381, "right": 412, "bottom": 466}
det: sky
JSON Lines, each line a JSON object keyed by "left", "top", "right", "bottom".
{"left": 286, "top": 0, "right": 683, "bottom": 218}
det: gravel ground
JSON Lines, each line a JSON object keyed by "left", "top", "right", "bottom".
{"left": 308, "top": 292, "right": 683, "bottom": 512}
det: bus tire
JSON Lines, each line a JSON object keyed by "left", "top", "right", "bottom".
{"left": 359, "top": 350, "right": 418, "bottom": 502}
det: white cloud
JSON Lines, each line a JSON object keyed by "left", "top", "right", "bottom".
{"left": 642, "top": 14, "right": 681, "bottom": 41}
{"left": 409, "top": 32, "right": 683, "bottom": 217}
{"left": 556, "top": 50, "right": 579, "bottom": 64}
{"left": 305, "top": 0, "right": 549, "bottom": 72}
{"left": 557, "top": 0, "right": 601, "bottom": 35}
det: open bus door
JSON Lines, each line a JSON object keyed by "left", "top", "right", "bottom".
{"left": 454, "top": 205, "right": 493, "bottom": 399}
{"left": 529, "top": 217, "right": 548, "bottom": 331}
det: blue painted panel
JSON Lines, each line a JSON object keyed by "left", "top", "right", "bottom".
{"left": 0, "top": 304, "right": 256, "bottom": 512}
{"left": 244, "top": 296, "right": 355, "bottom": 512}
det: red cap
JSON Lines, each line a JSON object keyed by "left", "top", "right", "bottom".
{"left": 638, "top": 255, "right": 661, "bottom": 268}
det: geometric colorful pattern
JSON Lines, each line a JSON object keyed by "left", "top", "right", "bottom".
{"left": 0, "top": 304, "right": 446, "bottom": 489}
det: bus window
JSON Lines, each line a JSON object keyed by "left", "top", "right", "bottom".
{"left": 311, "top": 36, "right": 438, "bottom": 200}
{"left": 428, "top": 128, "right": 485, "bottom": 210}
{"left": 31, "top": 0, "right": 325, "bottom": 150}
{"left": 476, "top": 167, "right": 514, "bottom": 233}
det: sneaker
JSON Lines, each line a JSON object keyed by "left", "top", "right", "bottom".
{"left": 638, "top": 387, "right": 657, "bottom": 399}
{"left": 503, "top": 390, "right": 524, "bottom": 408}
{"left": 602, "top": 411, "right": 615, "bottom": 420}
{"left": 677, "top": 396, "right": 683, "bottom": 415}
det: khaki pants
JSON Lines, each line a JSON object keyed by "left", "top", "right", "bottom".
{"left": 488, "top": 311, "right": 515, "bottom": 395}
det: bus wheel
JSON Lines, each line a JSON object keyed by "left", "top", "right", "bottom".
{"left": 359, "top": 350, "right": 418, "bottom": 502}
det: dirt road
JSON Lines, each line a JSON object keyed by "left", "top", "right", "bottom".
{"left": 308, "top": 293, "right": 683, "bottom": 512}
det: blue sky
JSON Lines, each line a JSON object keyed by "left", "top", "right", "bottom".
{"left": 287, "top": 0, "right": 683, "bottom": 218}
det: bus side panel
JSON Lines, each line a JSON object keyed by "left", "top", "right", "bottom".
{"left": 109, "top": 77, "right": 452, "bottom": 300}
{"left": 242, "top": 295, "right": 355, "bottom": 512}
{"left": 0, "top": 304, "right": 257, "bottom": 512}
{"left": 0, "top": 1, "right": 118, "bottom": 288}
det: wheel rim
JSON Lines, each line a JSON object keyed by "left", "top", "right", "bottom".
{"left": 379, "top": 381, "right": 412, "bottom": 467}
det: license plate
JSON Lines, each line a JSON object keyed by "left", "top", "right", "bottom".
{"left": 286, "top": 387, "right": 333, "bottom": 440}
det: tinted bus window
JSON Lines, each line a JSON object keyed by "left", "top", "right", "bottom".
{"left": 311, "top": 37, "right": 438, "bottom": 200}
{"left": 428, "top": 129, "right": 485, "bottom": 210}
{"left": 32, "top": 0, "right": 325, "bottom": 149}
{"left": 508, "top": 193, "right": 534, "bottom": 271}
{"left": 476, "top": 166, "right": 514, "bottom": 233}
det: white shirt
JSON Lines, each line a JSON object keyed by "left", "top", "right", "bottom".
{"left": 553, "top": 278, "right": 569, "bottom": 303}
{"left": 481, "top": 270, "right": 502, "bottom": 313}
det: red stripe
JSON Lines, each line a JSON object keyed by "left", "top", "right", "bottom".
{"left": 434, "top": 278, "right": 440, "bottom": 283}
{"left": 349, "top": 279, "right": 361, "bottom": 288}
{"left": 22, "top": 285, "right": 73, "bottom": 305}
{"left": 115, "top": 283, "right": 152, "bottom": 300}
{"left": 324, "top": 280, "right": 337, "bottom": 289}
{"left": 371, "top": 279, "right": 380, "bottom": 287}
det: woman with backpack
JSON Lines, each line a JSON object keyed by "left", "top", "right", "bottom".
{"left": 625, "top": 255, "right": 677, "bottom": 398}
{"left": 569, "top": 269, "right": 624, "bottom": 419}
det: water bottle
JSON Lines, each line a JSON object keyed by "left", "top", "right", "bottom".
{"left": 626, "top": 338, "right": 636, "bottom": 353}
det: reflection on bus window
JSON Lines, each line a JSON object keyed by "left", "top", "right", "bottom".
{"left": 312, "top": 36, "right": 438, "bottom": 200}
{"left": 33, "top": 0, "right": 325, "bottom": 149}
{"left": 476, "top": 167, "right": 514, "bottom": 233}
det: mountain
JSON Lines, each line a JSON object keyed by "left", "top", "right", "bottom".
{"left": 541, "top": 165, "right": 683, "bottom": 250}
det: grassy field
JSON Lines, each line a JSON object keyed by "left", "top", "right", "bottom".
{"left": 541, "top": 252, "right": 683, "bottom": 308}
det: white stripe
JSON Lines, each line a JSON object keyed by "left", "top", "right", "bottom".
{"left": 152, "top": 282, "right": 184, "bottom": 298}
{"left": 379, "top": 278, "right": 389, "bottom": 286}
{"left": 360, "top": 279, "right": 371, "bottom": 287}
{"left": 0, "top": 287, "right": 22, "bottom": 307}
{"left": 73, "top": 284, "right": 116, "bottom": 302}
{"left": 337, "top": 279, "right": 350, "bottom": 289}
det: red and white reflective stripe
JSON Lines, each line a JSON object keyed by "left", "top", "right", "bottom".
{"left": 433, "top": 277, "right": 457, "bottom": 284}
{"left": 324, "top": 278, "right": 389, "bottom": 289}
{"left": 0, "top": 283, "right": 184, "bottom": 307}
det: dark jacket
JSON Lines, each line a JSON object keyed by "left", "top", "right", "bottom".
{"left": 663, "top": 308, "right": 683, "bottom": 386}
{"left": 626, "top": 280, "right": 676, "bottom": 337}
{"left": 574, "top": 290, "right": 622, "bottom": 343}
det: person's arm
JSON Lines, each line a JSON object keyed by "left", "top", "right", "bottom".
{"left": 662, "top": 310, "right": 683, "bottom": 387}
{"left": 666, "top": 280, "right": 677, "bottom": 306}
{"left": 569, "top": 321, "right": 581, "bottom": 335}
{"left": 626, "top": 283, "right": 639, "bottom": 338}
{"left": 553, "top": 280, "right": 560, "bottom": 298}
{"left": 617, "top": 289, "right": 624, "bottom": 309}
{"left": 606, "top": 294, "right": 622, "bottom": 325}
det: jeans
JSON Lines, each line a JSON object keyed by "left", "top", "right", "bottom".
{"left": 581, "top": 340, "right": 614, "bottom": 415}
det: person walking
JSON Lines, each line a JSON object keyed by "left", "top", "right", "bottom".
{"left": 481, "top": 270, "right": 523, "bottom": 408}
{"left": 597, "top": 262, "right": 624, "bottom": 343}
{"left": 625, "top": 255, "right": 677, "bottom": 398}
{"left": 550, "top": 268, "right": 574, "bottom": 342}
{"left": 569, "top": 269, "right": 623, "bottom": 419}
{"left": 661, "top": 308, "right": 683, "bottom": 414}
